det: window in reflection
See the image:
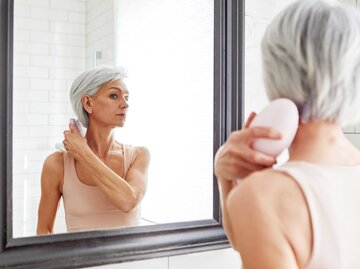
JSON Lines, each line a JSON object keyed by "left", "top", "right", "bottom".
{"left": 114, "top": 0, "right": 214, "bottom": 223}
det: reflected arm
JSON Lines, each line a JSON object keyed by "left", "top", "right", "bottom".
{"left": 77, "top": 146, "right": 150, "bottom": 212}
{"left": 36, "top": 152, "right": 63, "bottom": 235}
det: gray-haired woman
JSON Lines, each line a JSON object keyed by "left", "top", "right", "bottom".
{"left": 215, "top": 1, "right": 360, "bottom": 268}
{"left": 37, "top": 66, "right": 150, "bottom": 234}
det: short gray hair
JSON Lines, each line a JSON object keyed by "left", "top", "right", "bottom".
{"left": 70, "top": 65, "right": 127, "bottom": 127}
{"left": 261, "top": 0, "right": 360, "bottom": 126}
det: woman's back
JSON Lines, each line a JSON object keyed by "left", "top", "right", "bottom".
{"left": 278, "top": 161, "right": 360, "bottom": 269}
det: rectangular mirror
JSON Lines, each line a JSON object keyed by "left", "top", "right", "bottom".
{"left": 0, "top": 0, "right": 244, "bottom": 268}
{"left": 12, "top": 0, "right": 215, "bottom": 237}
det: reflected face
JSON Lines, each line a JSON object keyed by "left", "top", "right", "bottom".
{"left": 88, "top": 79, "right": 129, "bottom": 128}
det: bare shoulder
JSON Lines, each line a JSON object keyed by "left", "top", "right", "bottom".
{"left": 227, "top": 169, "right": 304, "bottom": 213}
{"left": 43, "top": 151, "right": 64, "bottom": 172}
{"left": 132, "top": 146, "right": 151, "bottom": 162}
{"left": 41, "top": 151, "right": 65, "bottom": 189}
{"left": 226, "top": 169, "right": 311, "bottom": 268}
{"left": 226, "top": 169, "right": 309, "bottom": 229}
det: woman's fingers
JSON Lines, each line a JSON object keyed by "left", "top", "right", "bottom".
{"left": 215, "top": 120, "right": 283, "bottom": 180}
{"left": 228, "top": 127, "right": 282, "bottom": 145}
{"left": 247, "top": 127, "right": 282, "bottom": 140}
{"left": 238, "top": 145, "right": 276, "bottom": 166}
{"left": 244, "top": 112, "right": 257, "bottom": 128}
{"left": 215, "top": 144, "right": 274, "bottom": 180}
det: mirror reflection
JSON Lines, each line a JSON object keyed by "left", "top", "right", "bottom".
{"left": 13, "top": 0, "right": 214, "bottom": 237}
{"left": 37, "top": 67, "right": 150, "bottom": 234}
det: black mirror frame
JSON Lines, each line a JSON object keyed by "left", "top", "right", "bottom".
{"left": 0, "top": 0, "right": 244, "bottom": 268}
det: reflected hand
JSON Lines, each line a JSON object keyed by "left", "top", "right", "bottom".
{"left": 214, "top": 112, "right": 282, "bottom": 181}
{"left": 63, "top": 121, "right": 88, "bottom": 160}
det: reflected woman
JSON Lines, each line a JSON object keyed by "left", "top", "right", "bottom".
{"left": 37, "top": 66, "right": 150, "bottom": 234}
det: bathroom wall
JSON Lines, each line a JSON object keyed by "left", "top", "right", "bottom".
{"left": 13, "top": 0, "right": 87, "bottom": 237}
{"left": 89, "top": 248, "right": 241, "bottom": 269}
{"left": 342, "top": 0, "right": 360, "bottom": 151}
{"left": 13, "top": 0, "right": 119, "bottom": 237}
{"left": 86, "top": 0, "right": 115, "bottom": 67}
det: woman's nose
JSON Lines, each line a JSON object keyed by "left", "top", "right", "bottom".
{"left": 120, "top": 98, "right": 129, "bottom": 108}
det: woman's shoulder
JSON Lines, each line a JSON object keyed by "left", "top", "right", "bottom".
{"left": 123, "top": 144, "right": 150, "bottom": 160}
{"left": 226, "top": 169, "right": 312, "bottom": 266}
{"left": 227, "top": 169, "right": 304, "bottom": 215}
{"left": 42, "top": 151, "right": 65, "bottom": 176}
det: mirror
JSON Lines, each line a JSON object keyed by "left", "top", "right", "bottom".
{"left": 0, "top": 0, "right": 243, "bottom": 268}
{"left": 12, "top": 0, "right": 214, "bottom": 237}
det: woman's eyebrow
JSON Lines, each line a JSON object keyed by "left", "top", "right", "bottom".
{"left": 108, "top": 87, "right": 129, "bottom": 94}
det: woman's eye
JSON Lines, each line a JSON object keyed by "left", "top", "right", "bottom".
{"left": 124, "top": 95, "right": 129, "bottom": 101}
{"left": 110, "top": 94, "right": 118, "bottom": 99}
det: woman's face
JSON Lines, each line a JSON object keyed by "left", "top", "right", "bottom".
{"left": 88, "top": 79, "right": 129, "bottom": 128}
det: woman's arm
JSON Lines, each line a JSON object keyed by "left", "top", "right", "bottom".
{"left": 214, "top": 113, "right": 280, "bottom": 244}
{"left": 78, "top": 146, "right": 150, "bottom": 212}
{"left": 62, "top": 123, "right": 150, "bottom": 212}
{"left": 225, "top": 171, "right": 311, "bottom": 269}
{"left": 36, "top": 152, "right": 63, "bottom": 235}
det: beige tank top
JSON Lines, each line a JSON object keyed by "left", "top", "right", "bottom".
{"left": 277, "top": 161, "right": 360, "bottom": 269}
{"left": 62, "top": 144, "right": 140, "bottom": 232}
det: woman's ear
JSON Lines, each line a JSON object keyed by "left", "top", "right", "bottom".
{"left": 82, "top": 95, "right": 93, "bottom": 114}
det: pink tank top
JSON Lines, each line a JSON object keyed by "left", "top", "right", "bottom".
{"left": 62, "top": 144, "right": 140, "bottom": 232}
{"left": 277, "top": 161, "right": 360, "bottom": 269}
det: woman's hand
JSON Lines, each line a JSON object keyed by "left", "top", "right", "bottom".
{"left": 214, "top": 112, "right": 282, "bottom": 181}
{"left": 63, "top": 121, "right": 89, "bottom": 160}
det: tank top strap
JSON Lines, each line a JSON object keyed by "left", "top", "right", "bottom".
{"left": 62, "top": 150, "right": 77, "bottom": 191}
{"left": 63, "top": 150, "right": 71, "bottom": 181}
{"left": 123, "top": 144, "right": 134, "bottom": 179}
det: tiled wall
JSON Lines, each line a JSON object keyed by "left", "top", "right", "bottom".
{"left": 89, "top": 248, "right": 241, "bottom": 269}
{"left": 13, "top": 0, "right": 87, "bottom": 237}
{"left": 86, "top": 0, "right": 115, "bottom": 67}
{"left": 13, "top": 0, "right": 116, "bottom": 237}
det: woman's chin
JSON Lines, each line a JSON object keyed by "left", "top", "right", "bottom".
{"left": 115, "top": 121, "right": 125, "bottom": 128}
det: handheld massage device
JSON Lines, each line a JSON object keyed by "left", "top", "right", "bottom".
{"left": 69, "top": 118, "right": 84, "bottom": 135}
{"left": 249, "top": 98, "right": 299, "bottom": 157}
{"left": 55, "top": 118, "right": 84, "bottom": 151}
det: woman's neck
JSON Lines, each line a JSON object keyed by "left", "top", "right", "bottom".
{"left": 85, "top": 122, "right": 116, "bottom": 160}
{"left": 288, "top": 121, "right": 360, "bottom": 165}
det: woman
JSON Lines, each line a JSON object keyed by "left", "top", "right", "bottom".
{"left": 37, "top": 66, "right": 150, "bottom": 234}
{"left": 215, "top": 1, "right": 360, "bottom": 268}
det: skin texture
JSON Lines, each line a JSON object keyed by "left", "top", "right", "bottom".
{"left": 37, "top": 79, "right": 150, "bottom": 235}
{"left": 215, "top": 114, "right": 360, "bottom": 269}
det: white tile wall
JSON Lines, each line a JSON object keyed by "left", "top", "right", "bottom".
{"left": 89, "top": 257, "right": 168, "bottom": 269}
{"left": 86, "top": 0, "right": 115, "bottom": 67}
{"left": 13, "top": 0, "right": 87, "bottom": 237}
{"left": 169, "top": 248, "right": 241, "bottom": 269}
{"left": 88, "top": 248, "right": 240, "bottom": 269}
